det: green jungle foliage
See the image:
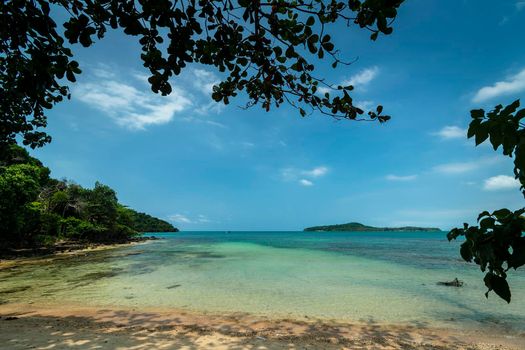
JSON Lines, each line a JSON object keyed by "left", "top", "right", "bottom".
{"left": 126, "top": 210, "right": 178, "bottom": 233}
{"left": 0, "top": 144, "right": 177, "bottom": 249}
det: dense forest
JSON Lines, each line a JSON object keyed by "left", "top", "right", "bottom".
{"left": 0, "top": 144, "right": 177, "bottom": 249}
{"left": 304, "top": 222, "right": 441, "bottom": 232}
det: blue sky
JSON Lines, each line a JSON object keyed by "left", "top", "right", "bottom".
{"left": 32, "top": 0, "right": 525, "bottom": 230}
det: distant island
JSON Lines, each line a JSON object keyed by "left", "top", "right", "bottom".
{"left": 303, "top": 222, "right": 441, "bottom": 232}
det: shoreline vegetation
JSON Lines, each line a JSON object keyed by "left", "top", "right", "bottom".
{"left": 304, "top": 222, "right": 442, "bottom": 232}
{"left": 0, "top": 302, "right": 522, "bottom": 350}
{"left": 0, "top": 144, "right": 178, "bottom": 257}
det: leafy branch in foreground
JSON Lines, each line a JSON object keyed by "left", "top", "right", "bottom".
{"left": 1, "top": 0, "right": 404, "bottom": 148}
{"left": 448, "top": 100, "right": 525, "bottom": 303}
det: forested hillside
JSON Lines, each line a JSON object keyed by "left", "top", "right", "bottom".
{"left": 0, "top": 144, "right": 177, "bottom": 249}
{"left": 126, "top": 210, "right": 178, "bottom": 233}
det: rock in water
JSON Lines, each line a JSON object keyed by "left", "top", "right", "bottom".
{"left": 437, "top": 278, "right": 464, "bottom": 287}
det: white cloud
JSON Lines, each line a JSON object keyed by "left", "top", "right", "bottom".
{"left": 204, "top": 120, "right": 227, "bottom": 128}
{"left": 355, "top": 100, "right": 375, "bottom": 111}
{"left": 299, "top": 179, "right": 313, "bottom": 186}
{"left": 168, "top": 214, "right": 192, "bottom": 224}
{"left": 343, "top": 66, "right": 379, "bottom": 88}
{"left": 472, "top": 68, "right": 525, "bottom": 103}
{"left": 302, "top": 166, "right": 328, "bottom": 178}
{"left": 194, "top": 100, "right": 224, "bottom": 116}
{"left": 168, "top": 213, "right": 212, "bottom": 224}
{"left": 317, "top": 86, "right": 331, "bottom": 95}
{"left": 434, "top": 162, "right": 477, "bottom": 174}
{"left": 517, "top": 1, "right": 525, "bottom": 11}
{"left": 197, "top": 214, "right": 210, "bottom": 223}
{"left": 433, "top": 126, "right": 466, "bottom": 140}
{"left": 433, "top": 157, "right": 500, "bottom": 174}
{"left": 76, "top": 73, "right": 191, "bottom": 130}
{"left": 483, "top": 175, "right": 520, "bottom": 191}
{"left": 75, "top": 66, "right": 224, "bottom": 129}
{"left": 317, "top": 66, "right": 379, "bottom": 95}
{"left": 385, "top": 174, "right": 418, "bottom": 181}
{"left": 192, "top": 69, "right": 220, "bottom": 95}
{"left": 280, "top": 165, "right": 329, "bottom": 186}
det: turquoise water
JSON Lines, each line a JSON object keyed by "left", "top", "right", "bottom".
{"left": 1, "top": 231, "right": 525, "bottom": 331}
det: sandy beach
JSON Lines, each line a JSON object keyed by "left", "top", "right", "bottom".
{"left": 2, "top": 234, "right": 525, "bottom": 349}
{"left": 1, "top": 302, "right": 524, "bottom": 350}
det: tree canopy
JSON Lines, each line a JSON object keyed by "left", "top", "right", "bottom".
{"left": 0, "top": 0, "right": 402, "bottom": 148}
{"left": 0, "top": 144, "right": 177, "bottom": 250}
{"left": 448, "top": 100, "right": 525, "bottom": 303}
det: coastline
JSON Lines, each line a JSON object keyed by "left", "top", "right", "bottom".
{"left": 0, "top": 302, "right": 523, "bottom": 349}
{"left": 0, "top": 236, "right": 157, "bottom": 267}
{"left": 2, "top": 233, "right": 524, "bottom": 349}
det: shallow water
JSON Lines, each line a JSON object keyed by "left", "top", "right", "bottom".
{"left": 1, "top": 231, "right": 525, "bottom": 331}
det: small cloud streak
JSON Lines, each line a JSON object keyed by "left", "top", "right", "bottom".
{"left": 299, "top": 179, "right": 313, "bottom": 186}
{"left": 483, "top": 175, "right": 520, "bottom": 191}
{"left": 517, "top": 1, "right": 525, "bottom": 11}
{"left": 385, "top": 174, "right": 418, "bottom": 181}
{"left": 168, "top": 213, "right": 211, "bottom": 224}
{"left": 433, "top": 157, "right": 499, "bottom": 174}
{"left": 343, "top": 66, "right": 379, "bottom": 88}
{"left": 281, "top": 165, "right": 329, "bottom": 186}
{"left": 302, "top": 166, "right": 328, "bottom": 178}
{"left": 317, "top": 66, "right": 379, "bottom": 95}
{"left": 472, "top": 68, "right": 525, "bottom": 103}
{"left": 168, "top": 213, "right": 192, "bottom": 224}
{"left": 433, "top": 126, "right": 466, "bottom": 140}
{"left": 197, "top": 214, "right": 211, "bottom": 223}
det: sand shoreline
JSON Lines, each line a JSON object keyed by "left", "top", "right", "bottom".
{"left": 1, "top": 302, "right": 524, "bottom": 349}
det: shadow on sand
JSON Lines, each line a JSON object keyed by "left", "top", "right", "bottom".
{"left": 1, "top": 307, "right": 520, "bottom": 350}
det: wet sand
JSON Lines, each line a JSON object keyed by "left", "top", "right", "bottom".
{"left": 1, "top": 303, "right": 524, "bottom": 350}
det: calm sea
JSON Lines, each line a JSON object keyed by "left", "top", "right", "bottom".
{"left": 1, "top": 231, "right": 525, "bottom": 331}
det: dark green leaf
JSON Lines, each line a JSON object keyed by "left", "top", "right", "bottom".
{"left": 484, "top": 273, "right": 511, "bottom": 303}
{"left": 460, "top": 241, "right": 473, "bottom": 262}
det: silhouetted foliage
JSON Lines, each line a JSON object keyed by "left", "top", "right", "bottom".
{"left": 0, "top": 0, "right": 403, "bottom": 148}
{"left": 448, "top": 100, "right": 525, "bottom": 303}
{"left": 0, "top": 143, "right": 177, "bottom": 248}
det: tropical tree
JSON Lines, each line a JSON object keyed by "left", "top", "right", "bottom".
{"left": 0, "top": 163, "right": 48, "bottom": 246}
{"left": 0, "top": 145, "right": 176, "bottom": 247}
{"left": 448, "top": 100, "right": 525, "bottom": 303}
{"left": 0, "top": 0, "right": 402, "bottom": 148}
